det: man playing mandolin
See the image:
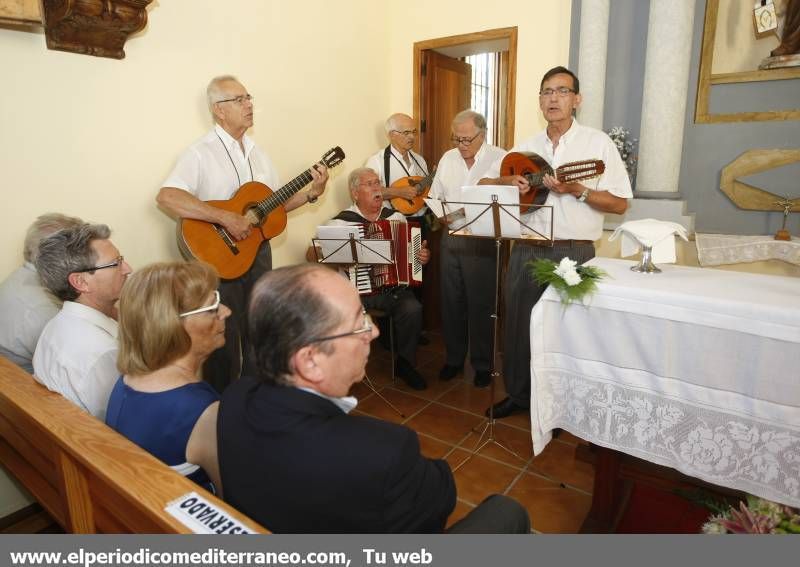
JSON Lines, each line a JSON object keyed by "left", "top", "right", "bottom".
{"left": 157, "top": 75, "right": 329, "bottom": 393}
{"left": 479, "top": 66, "right": 632, "bottom": 419}
{"left": 365, "top": 113, "right": 430, "bottom": 217}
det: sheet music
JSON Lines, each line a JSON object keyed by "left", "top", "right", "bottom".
{"left": 461, "top": 185, "right": 522, "bottom": 238}
{"left": 424, "top": 198, "right": 466, "bottom": 229}
{"left": 315, "top": 226, "right": 393, "bottom": 264}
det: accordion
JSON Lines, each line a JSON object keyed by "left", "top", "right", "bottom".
{"left": 346, "top": 219, "right": 423, "bottom": 295}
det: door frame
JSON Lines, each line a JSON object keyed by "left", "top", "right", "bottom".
{"left": 413, "top": 26, "right": 518, "bottom": 153}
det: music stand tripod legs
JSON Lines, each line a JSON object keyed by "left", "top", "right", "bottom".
{"left": 452, "top": 235, "right": 525, "bottom": 472}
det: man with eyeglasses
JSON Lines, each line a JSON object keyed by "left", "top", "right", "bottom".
{"left": 32, "top": 223, "right": 132, "bottom": 419}
{"left": 365, "top": 113, "right": 430, "bottom": 214}
{"left": 217, "top": 263, "right": 529, "bottom": 534}
{"left": 479, "top": 66, "right": 632, "bottom": 419}
{"left": 157, "top": 75, "right": 329, "bottom": 393}
{"left": 319, "top": 168, "right": 430, "bottom": 391}
{"left": 429, "top": 110, "right": 507, "bottom": 388}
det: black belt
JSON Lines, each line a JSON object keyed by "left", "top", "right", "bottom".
{"left": 523, "top": 239, "right": 594, "bottom": 247}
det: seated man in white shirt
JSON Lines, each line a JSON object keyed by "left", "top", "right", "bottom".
{"left": 318, "top": 168, "right": 431, "bottom": 390}
{"left": 0, "top": 213, "right": 82, "bottom": 373}
{"left": 33, "top": 223, "right": 132, "bottom": 419}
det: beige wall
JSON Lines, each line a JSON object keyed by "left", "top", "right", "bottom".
{"left": 0, "top": 0, "right": 573, "bottom": 280}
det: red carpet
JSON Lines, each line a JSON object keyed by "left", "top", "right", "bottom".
{"left": 614, "top": 483, "right": 711, "bottom": 534}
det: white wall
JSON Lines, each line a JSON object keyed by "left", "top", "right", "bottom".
{"left": 0, "top": 0, "right": 393, "bottom": 277}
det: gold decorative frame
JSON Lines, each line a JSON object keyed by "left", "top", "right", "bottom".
{"left": 695, "top": 0, "right": 800, "bottom": 123}
{"left": 720, "top": 149, "right": 800, "bottom": 211}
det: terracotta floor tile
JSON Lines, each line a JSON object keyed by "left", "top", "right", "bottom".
{"left": 527, "top": 439, "right": 594, "bottom": 493}
{"left": 492, "top": 407, "right": 532, "bottom": 431}
{"left": 356, "top": 387, "right": 431, "bottom": 424}
{"left": 506, "top": 472, "right": 592, "bottom": 534}
{"left": 437, "top": 381, "right": 507, "bottom": 416}
{"left": 445, "top": 499, "right": 475, "bottom": 530}
{"left": 444, "top": 448, "right": 524, "bottom": 506}
{"left": 417, "top": 433, "right": 456, "bottom": 460}
{"left": 458, "top": 421, "right": 534, "bottom": 466}
{"left": 405, "top": 403, "right": 483, "bottom": 445}
{"left": 387, "top": 365, "right": 460, "bottom": 401}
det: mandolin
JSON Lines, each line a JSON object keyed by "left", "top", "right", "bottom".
{"left": 178, "top": 146, "right": 345, "bottom": 280}
{"left": 500, "top": 152, "right": 605, "bottom": 213}
{"left": 388, "top": 168, "right": 436, "bottom": 215}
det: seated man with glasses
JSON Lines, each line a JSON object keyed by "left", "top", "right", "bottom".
{"left": 317, "top": 167, "right": 430, "bottom": 390}
{"left": 429, "top": 110, "right": 507, "bottom": 389}
{"left": 32, "top": 223, "right": 133, "bottom": 419}
{"left": 218, "top": 263, "right": 529, "bottom": 533}
{"left": 365, "top": 112, "right": 429, "bottom": 216}
{"left": 479, "top": 66, "right": 632, "bottom": 419}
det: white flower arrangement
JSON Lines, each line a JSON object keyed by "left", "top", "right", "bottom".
{"left": 527, "top": 257, "right": 606, "bottom": 305}
{"left": 607, "top": 126, "right": 638, "bottom": 183}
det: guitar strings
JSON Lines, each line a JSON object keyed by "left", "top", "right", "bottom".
{"left": 216, "top": 132, "right": 254, "bottom": 187}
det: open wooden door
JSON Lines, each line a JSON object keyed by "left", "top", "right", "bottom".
{"left": 419, "top": 50, "right": 471, "bottom": 167}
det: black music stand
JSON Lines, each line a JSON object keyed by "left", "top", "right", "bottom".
{"left": 312, "top": 233, "right": 405, "bottom": 418}
{"left": 436, "top": 192, "right": 553, "bottom": 471}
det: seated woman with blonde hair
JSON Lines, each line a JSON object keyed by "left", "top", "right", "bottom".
{"left": 106, "top": 261, "right": 229, "bottom": 494}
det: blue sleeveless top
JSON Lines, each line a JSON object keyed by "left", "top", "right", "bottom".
{"left": 105, "top": 377, "right": 219, "bottom": 492}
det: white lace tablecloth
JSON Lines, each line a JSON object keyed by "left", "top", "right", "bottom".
{"left": 696, "top": 233, "right": 800, "bottom": 266}
{"left": 529, "top": 258, "right": 800, "bottom": 507}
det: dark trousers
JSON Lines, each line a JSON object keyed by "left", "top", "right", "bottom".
{"left": 362, "top": 287, "right": 422, "bottom": 366}
{"left": 439, "top": 231, "right": 497, "bottom": 372}
{"left": 203, "top": 243, "right": 272, "bottom": 394}
{"left": 446, "top": 494, "right": 531, "bottom": 534}
{"left": 502, "top": 241, "right": 595, "bottom": 407}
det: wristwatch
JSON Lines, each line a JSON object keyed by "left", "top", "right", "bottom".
{"left": 307, "top": 192, "right": 319, "bottom": 204}
{"left": 577, "top": 188, "right": 590, "bottom": 203}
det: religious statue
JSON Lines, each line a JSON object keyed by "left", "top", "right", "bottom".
{"left": 773, "top": 196, "right": 796, "bottom": 241}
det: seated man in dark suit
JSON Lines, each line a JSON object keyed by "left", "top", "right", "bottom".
{"left": 217, "top": 263, "right": 529, "bottom": 534}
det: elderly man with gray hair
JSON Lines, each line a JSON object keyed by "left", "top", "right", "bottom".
{"left": 157, "top": 74, "right": 329, "bottom": 393}
{"left": 429, "top": 110, "right": 507, "bottom": 388}
{"left": 33, "top": 223, "right": 132, "bottom": 419}
{"left": 0, "top": 213, "right": 83, "bottom": 373}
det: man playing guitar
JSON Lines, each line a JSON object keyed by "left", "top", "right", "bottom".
{"left": 157, "top": 75, "right": 328, "bottom": 393}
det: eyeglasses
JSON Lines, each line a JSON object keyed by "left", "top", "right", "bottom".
{"left": 308, "top": 310, "right": 373, "bottom": 343}
{"left": 73, "top": 255, "right": 125, "bottom": 273}
{"left": 359, "top": 179, "right": 382, "bottom": 188}
{"left": 179, "top": 290, "right": 221, "bottom": 318}
{"left": 391, "top": 129, "right": 418, "bottom": 137}
{"left": 539, "top": 87, "right": 575, "bottom": 97}
{"left": 450, "top": 132, "right": 483, "bottom": 146}
{"left": 216, "top": 94, "right": 254, "bottom": 105}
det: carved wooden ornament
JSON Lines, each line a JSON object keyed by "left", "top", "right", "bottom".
{"left": 42, "top": 0, "right": 153, "bottom": 59}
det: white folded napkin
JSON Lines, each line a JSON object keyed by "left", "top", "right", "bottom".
{"left": 609, "top": 219, "right": 689, "bottom": 263}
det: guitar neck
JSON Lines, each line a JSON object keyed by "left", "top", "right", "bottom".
{"left": 256, "top": 168, "right": 315, "bottom": 216}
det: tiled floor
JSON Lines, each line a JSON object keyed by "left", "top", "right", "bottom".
{"left": 352, "top": 330, "right": 595, "bottom": 534}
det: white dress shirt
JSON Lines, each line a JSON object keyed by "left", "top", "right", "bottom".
{"left": 33, "top": 301, "right": 119, "bottom": 419}
{"left": 365, "top": 146, "right": 429, "bottom": 217}
{"left": 429, "top": 143, "right": 507, "bottom": 231}
{"left": 485, "top": 120, "right": 632, "bottom": 240}
{"left": 0, "top": 263, "right": 60, "bottom": 374}
{"left": 162, "top": 124, "right": 281, "bottom": 201}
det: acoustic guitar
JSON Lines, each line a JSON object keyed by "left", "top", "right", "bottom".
{"left": 178, "top": 146, "right": 345, "bottom": 280}
{"left": 388, "top": 168, "right": 436, "bottom": 215}
{"left": 500, "top": 152, "right": 605, "bottom": 213}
